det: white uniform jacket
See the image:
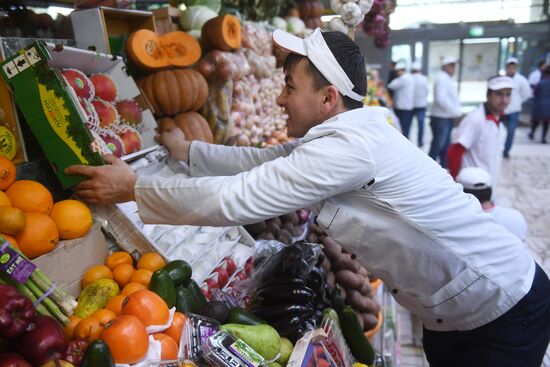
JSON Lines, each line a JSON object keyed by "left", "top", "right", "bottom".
{"left": 387, "top": 73, "right": 414, "bottom": 110}
{"left": 135, "top": 107, "right": 535, "bottom": 332}
{"left": 504, "top": 73, "right": 532, "bottom": 114}
{"left": 412, "top": 73, "right": 429, "bottom": 109}
{"left": 431, "top": 71, "right": 461, "bottom": 118}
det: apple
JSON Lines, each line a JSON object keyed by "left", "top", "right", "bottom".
{"left": 116, "top": 100, "right": 142, "bottom": 126}
{"left": 89, "top": 73, "right": 117, "bottom": 102}
{"left": 212, "top": 267, "right": 229, "bottom": 288}
{"left": 117, "top": 126, "right": 142, "bottom": 155}
{"left": 98, "top": 130, "right": 125, "bottom": 157}
{"left": 61, "top": 69, "right": 94, "bottom": 102}
{"left": 92, "top": 99, "right": 118, "bottom": 128}
{"left": 12, "top": 315, "right": 68, "bottom": 366}
{"left": 0, "top": 353, "right": 32, "bottom": 367}
{"left": 221, "top": 257, "right": 237, "bottom": 275}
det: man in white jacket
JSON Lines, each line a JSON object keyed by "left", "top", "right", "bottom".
{"left": 502, "top": 57, "right": 532, "bottom": 158}
{"left": 66, "top": 29, "right": 550, "bottom": 367}
{"left": 428, "top": 56, "right": 462, "bottom": 168}
{"left": 411, "top": 61, "right": 429, "bottom": 147}
{"left": 387, "top": 62, "right": 414, "bottom": 139}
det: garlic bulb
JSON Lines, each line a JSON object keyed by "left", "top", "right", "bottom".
{"left": 340, "top": 2, "right": 363, "bottom": 26}
{"left": 329, "top": 17, "right": 349, "bottom": 33}
{"left": 330, "top": 0, "right": 344, "bottom": 13}
{"left": 358, "top": 0, "right": 374, "bottom": 14}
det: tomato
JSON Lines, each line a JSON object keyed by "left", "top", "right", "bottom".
{"left": 120, "top": 289, "right": 169, "bottom": 327}
{"left": 163, "top": 312, "right": 186, "bottom": 344}
{"left": 153, "top": 333, "right": 178, "bottom": 360}
{"left": 100, "top": 315, "right": 149, "bottom": 364}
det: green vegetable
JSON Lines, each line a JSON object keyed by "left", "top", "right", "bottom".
{"left": 184, "top": 0, "right": 221, "bottom": 12}
{"left": 226, "top": 307, "right": 266, "bottom": 325}
{"left": 149, "top": 269, "right": 177, "bottom": 308}
{"left": 179, "top": 5, "right": 218, "bottom": 31}
{"left": 175, "top": 286, "right": 196, "bottom": 314}
{"left": 80, "top": 340, "right": 115, "bottom": 367}
{"left": 163, "top": 259, "right": 192, "bottom": 287}
{"left": 187, "top": 279, "right": 208, "bottom": 309}
{"left": 339, "top": 306, "right": 375, "bottom": 365}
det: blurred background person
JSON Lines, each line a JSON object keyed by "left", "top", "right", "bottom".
{"left": 411, "top": 61, "right": 429, "bottom": 147}
{"left": 529, "top": 65, "right": 550, "bottom": 144}
{"left": 387, "top": 62, "right": 414, "bottom": 139}
{"left": 528, "top": 60, "right": 547, "bottom": 89}
{"left": 502, "top": 57, "right": 532, "bottom": 158}
{"left": 428, "top": 56, "right": 461, "bottom": 168}
{"left": 456, "top": 167, "right": 528, "bottom": 241}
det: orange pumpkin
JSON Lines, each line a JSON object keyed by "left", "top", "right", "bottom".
{"left": 126, "top": 30, "right": 201, "bottom": 71}
{"left": 152, "top": 333, "right": 179, "bottom": 360}
{"left": 120, "top": 289, "right": 170, "bottom": 327}
{"left": 158, "top": 112, "right": 213, "bottom": 144}
{"left": 100, "top": 315, "right": 149, "bottom": 365}
{"left": 137, "top": 69, "right": 208, "bottom": 117}
{"left": 202, "top": 15, "right": 242, "bottom": 51}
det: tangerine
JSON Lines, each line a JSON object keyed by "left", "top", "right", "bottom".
{"left": 129, "top": 268, "right": 153, "bottom": 287}
{"left": 137, "top": 252, "right": 165, "bottom": 272}
{"left": 0, "top": 206, "right": 25, "bottom": 235}
{"left": 63, "top": 315, "right": 82, "bottom": 340}
{"left": 91, "top": 308, "right": 117, "bottom": 326}
{"left": 74, "top": 317, "right": 102, "bottom": 341}
{"left": 15, "top": 212, "right": 59, "bottom": 259}
{"left": 81, "top": 265, "right": 113, "bottom": 289}
{"left": 105, "top": 251, "right": 133, "bottom": 270}
{"left": 113, "top": 263, "right": 135, "bottom": 287}
{"left": 153, "top": 333, "right": 179, "bottom": 360}
{"left": 121, "top": 282, "right": 146, "bottom": 296}
{"left": 105, "top": 294, "right": 127, "bottom": 315}
{"left": 164, "top": 312, "right": 186, "bottom": 345}
{"left": 50, "top": 199, "right": 93, "bottom": 240}
{"left": 6, "top": 180, "right": 53, "bottom": 214}
{"left": 0, "top": 157, "right": 16, "bottom": 190}
{"left": 0, "top": 191, "right": 12, "bottom": 207}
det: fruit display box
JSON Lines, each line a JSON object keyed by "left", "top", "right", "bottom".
{"left": 0, "top": 41, "right": 159, "bottom": 188}
{"left": 71, "top": 7, "right": 156, "bottom": 55}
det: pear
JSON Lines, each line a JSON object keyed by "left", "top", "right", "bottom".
{"left": 275, "top": 337, "right": 293, "bottom": 366}
{"left": 221, "top": 323, "right": 281, "bottom": 360}
{"left": 269, "top": 363, "right": 282, "bottom": 367}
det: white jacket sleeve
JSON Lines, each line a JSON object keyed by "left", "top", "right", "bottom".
{"left": 134, "top": 133, "right": 375, "bottom": 227}
{"left": 387, "top": 75, "right": 405, "bottom": 91}
{"left": 434, "top": 77, "right": 458, "bottom": 115}
{"left": 188, "top": 140, "right": 299, "bottom": 177}
{"left": 519, "top": 76, "right": 533, "bottom": 102}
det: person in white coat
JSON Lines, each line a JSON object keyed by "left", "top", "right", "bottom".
{"left": 411, "top": 61, "right": 429, "bottom": 147}
{"left": 502, "top": 57, "right": 532, "bottom": 158}
{"left": 387, "top": 62, "right": 414, "bottom": 139}
{"left": 65, "top": 28, "right": 550, "bottom": 367}
{"left": 528, "top": 60, "right": 546, "bottom": 88}
{"left": 428, "top": 56, "right": 462, "bottom": 168}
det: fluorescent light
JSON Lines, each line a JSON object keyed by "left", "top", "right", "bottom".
{"left": 47, "top": 6, "right": 73, "bottom": 17}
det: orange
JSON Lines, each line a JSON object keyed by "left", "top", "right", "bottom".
{"left": 164, "top": 312, "right": 186, "bottom": 345}
{"left": 6, "top": 180, "right": 53, "bottom": 214}
{"left": 0, "top": 191, "right": 11, "bottom": 207}
{"left": 121, "top": 282, "right": 147, "bottom": 296}
{"left": 74, "top": 317, "right": 102, "bottom": 341}
{"left": 0, "top": 157, "right": 16, "bottom": 191}
{"left": 153, "top": 333, "right": 179, "bottom": 360}
{"left": 130, "top": 268, "right": 153, "bottom": 287}
{"left": 113, "top": 263, "right": 135, "bottom": 287}
{"left": 91, "top": 308, "right": 117, "bottom": 326}
{"left": 105, "top": 251, "right": 133, "bottom": 270}
{"left": 0, "top": 206, "right": 25, "bottom": 235}
{"left": 137, "top": 252, "right": 165, "bottom": 272}
{"left": 81, "top": 265, "right": 113, "bottom": 289}
{"left": 63, "top": 315, "right": 82, "bottom": 340}
{"left": 120, "top": 289, "right": 169, "bottom": 327}
{"left": 105, "top": 294, "right": 128, "bottom": 315}
{"left": 50, "top": 199, "right": 93, "bottom": 240}
{"left": 1, "top": 233, "right": 18, "bottom": 249}
{"left": 15, "top": 212, "right": 59, "bottom": 259}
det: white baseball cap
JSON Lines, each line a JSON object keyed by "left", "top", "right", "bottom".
{"left": 456, "top": 167, "right": 492, "bottom": 190}
{"left": 442, "top": 56, "right": 458, "bottom": 66}
{"left": 411, "top": 61, "right": 422, "bottom": 70}
{"left": 272, "top": 28, "right": 365, "bottom": 102}
{"left": 487, "top": 76, "right": 514, "bottom": 90}
{"left": 505, "top": 57, "right": 519, "bottom": 65}
{"left": 395, "top": 62, "right": 406, "bottom": 70}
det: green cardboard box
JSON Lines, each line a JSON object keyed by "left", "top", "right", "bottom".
{"left": 0, "top": 41, "right": 104, "bottom": 189}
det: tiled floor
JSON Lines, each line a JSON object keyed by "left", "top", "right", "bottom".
{"left": 396, "top": 126, "right": 550, "bottom": 367}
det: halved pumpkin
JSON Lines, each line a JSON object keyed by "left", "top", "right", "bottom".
{"left": 202, "top": 15, "right": 242, "bottom": 51}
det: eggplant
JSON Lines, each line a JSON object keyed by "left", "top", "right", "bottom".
{"left": 252, "top": 304, "right": 313, "bottom": 321}
{"left": 256, "top": 285, "right": 314, "bottom": 303}
{"left": 257, "top": 274, "right": 306, "bottom": 289}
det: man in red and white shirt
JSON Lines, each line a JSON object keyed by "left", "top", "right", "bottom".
{"left": 448, "top": 76, "right": 514, "bottom": 181}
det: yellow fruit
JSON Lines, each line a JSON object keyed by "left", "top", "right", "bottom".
{"left": 6, "top": 180, "right": 53, "bottom": 214}
{"left": 50, "top": 199, "right": 93, "bottom": 240}
{"left": 130, "top": 269, "right": 153, "bottom": 287}
{"left": 81, "top": 265, "right": 113, "bottom": 289}
{"left": 105, "top": 251, "right": 133, "bottom": 270}
{"left": 113, "top": 263, "right": 135, "bottom": 287}
{"left": 15, "top": 212, "right": 59, "bottom": 259}
{"left": 0, "top": 191, "right": 12, "bottom": 207}
{"left": 0, "top": 206, "right": 26, "bottom": 235}
{"left": 137, "top": 252, "right": 165, "bottom": 272}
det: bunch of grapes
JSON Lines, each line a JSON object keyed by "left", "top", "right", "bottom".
{"left": 361, "top": 0, "right": 396, "bottom": 48}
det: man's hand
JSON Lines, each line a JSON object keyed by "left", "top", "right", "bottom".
{"left": 154, "top": 125, "right": 191, "bottom": 163}
{"left": 64, "top": 155, "right": 137, "bottom": 205}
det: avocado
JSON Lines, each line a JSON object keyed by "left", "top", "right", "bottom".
{"left": 199, "top": 300, "right": 230, "bottom": 323}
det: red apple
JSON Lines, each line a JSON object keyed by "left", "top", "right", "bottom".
{"left": 212, "top": 267, "right": 229, "bottom": 288}
{"left": 61, "top": 68, "right": 94, "bottom": 102}
{"left": 117, "top": 126, "right": 142, "bottom": 155}
{"left": 116, "top": 100, "right": 142, "bottom": 125}
{"left": 89, "top": 73, "right": 117, "bottom": 102}
{"left": 12, "top": 315, "right": 68, "bottom": 366}
{"left": 220, "top": 257, "right": 237, "bottom": 275}
{"left": 98, "top": 130, "right": 125, "bottom": 157}
{"left": 0, "top": 353, "right": 32, "bottom": 367}
{"left": 78, "top": 99, "right": 99, "bottom": 130}
{"left": 92, "top": 99, "right": 118, "bottom": 128}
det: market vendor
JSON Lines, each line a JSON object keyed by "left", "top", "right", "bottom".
{"left": 66, "top": 28, "right": 550, "bottom": 367}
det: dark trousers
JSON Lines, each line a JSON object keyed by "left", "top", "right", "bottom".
{"left": 395, "top": 109, "right": 414, "bottom": 139}
{"left": 428, "top": 117, "right": 454, "bottom": 168}
{"left": 423, "top": 264, "right": 550, "bottom": 367}
{"left": 413, "top": 107, "right": 426, "bottom": 146}
{"left": 530, "top": 118, "right": 549, "bottom": 142}
{"left": 504, "top": 112, "right": 520, "bottom": 154}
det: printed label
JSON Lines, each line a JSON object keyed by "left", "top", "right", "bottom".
{"left": 228, "top": 339, "right": 264, "bottom": 367}
{"left": 0, "top": 241, "right": 36, "bottom": 283}
{"left": 0, "top": 126, "right": 18, "bottom": 160}
{"left": 2, "top": 61, "right": 18, "bottom": 79}
{"left": 25, "top": 47, "right": 41, "bottom": 65}
{"left": 13, "top": 55, "right": 30, "bottom": 72}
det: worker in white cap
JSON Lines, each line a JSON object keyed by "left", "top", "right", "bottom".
{"left": 66, "top": 29, "right": 550, "bottom": 367}
{"left": 428, "top": 56, "right": 462, "bottom": 168}
{"left": 411, "top": 61, "right": 429, "bottom": 147}
{"left": 456, "top": 166, "right": 527, "bottom": 241}
{"left": 448, "top": 75, "right": 514, "bottom": 182}
{"left": 502, "top": 57, "right": 532, "bottom": 158}
{"left": 387, "top": 61, "right": 414, "bottom": 139}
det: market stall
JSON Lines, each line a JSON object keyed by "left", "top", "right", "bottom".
{"left": 0, "top": 1, "right": 398, "bottom": 365}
